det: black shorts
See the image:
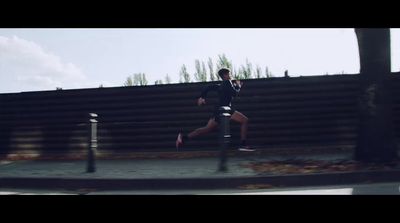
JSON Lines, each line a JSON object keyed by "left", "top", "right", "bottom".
{"left": 211, "top": 107, "right": 235, "bottom": 123}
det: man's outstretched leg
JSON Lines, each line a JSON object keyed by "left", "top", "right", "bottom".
{"left": 230, "top": 111, "right": 254, "bottom": 151}
{"left": 176, "top": 118, "right": 218, "bottom": 150}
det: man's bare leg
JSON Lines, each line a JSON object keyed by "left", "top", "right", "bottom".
{"left": 188, "top": 118, "right": 218, "bottom": 139}
{"left": 230, "top": 111, "right": 253, "bottom": 151}
{"left": 176, "top": 118, "right": 218, "bottom": 149}
{"left": 230, "top": 111, "right": 248, "bottom": 142}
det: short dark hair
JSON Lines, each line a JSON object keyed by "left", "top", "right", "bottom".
{"left": 218, "top": 68, "right": 230, "bottom": 79}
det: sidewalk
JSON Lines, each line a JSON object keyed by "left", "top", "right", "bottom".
{"left": 1, "top": 151, "right": 400, "bottom": 191}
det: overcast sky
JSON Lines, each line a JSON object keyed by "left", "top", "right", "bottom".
{"left": 1, "top": 28, "right": 399, "bottom": 93}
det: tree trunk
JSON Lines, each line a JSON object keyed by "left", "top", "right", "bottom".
{"left": 354, "top": 28, "right": 398, "bottom": 162}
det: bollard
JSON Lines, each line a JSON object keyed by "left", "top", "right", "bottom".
{"left": 87, "top": 113, "right": 98, "bottom": 173}
{"left": 218, "top": 106, "right": 231, "bottom": 172}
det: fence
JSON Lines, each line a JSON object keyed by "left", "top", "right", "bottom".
{"left": 1, "top": 73, "right": 400, "bottom": 158}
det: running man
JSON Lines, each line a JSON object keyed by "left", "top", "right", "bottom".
{"left": 176, "top": 68, "right": 254, "bottom": 152}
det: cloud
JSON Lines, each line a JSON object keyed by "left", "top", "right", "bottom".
{"left": 0, "top": 35, "right": 88, "bottom": 92}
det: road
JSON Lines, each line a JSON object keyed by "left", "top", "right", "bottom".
{"left": 1, "top": 182, "right": 399, "bottom": 195}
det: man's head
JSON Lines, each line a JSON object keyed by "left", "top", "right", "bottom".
{"left": 218, "top": 68, "right": 231, "bottom": 80}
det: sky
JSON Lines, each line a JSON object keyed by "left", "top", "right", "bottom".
{"left": 0, "top": 28, "right": 399, "bottom": 93}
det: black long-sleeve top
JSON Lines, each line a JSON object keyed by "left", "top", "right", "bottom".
{"left": 199, "top": 80, "right": 241, "bottom": 107}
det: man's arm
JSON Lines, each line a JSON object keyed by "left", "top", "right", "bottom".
{"left": 222, "top": 80, "right": 241, "bottom": 97}
{"left": 199, "top": 84, "right": 220, "bottom": 98}
{"left": 197, "top": 84, "right": 219, "bottom": 106}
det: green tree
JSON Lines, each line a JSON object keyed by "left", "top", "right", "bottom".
{"left": 237, "top": 66, "right": 245, "bottom": 80}
{"left": 179, "top": 64, "right": 191, "bottom": 83}
{"left": 202, "top": 61, "right": 207, "bottom": 82}
{"left": 194, "top": 59, "right": 207, "bottom": 82}
{"left": 181, "top": 54, "right": 274, "bottom": 82}
{"left": 216, "top": 54, "right": 233, "bottom": 71}
{"left": 265, "top": 66, "right": 273, "bottom": 78}
{"left": 256, "top": 65, "right": 262, "bottom": 78}
{"left": 165, "top": 74, "right": 172, "bottom": 84}
{"left": 124, "top": 73, "right": 148, "bottom": 86}
{"left": 136, "top": 73, "right": 148, "bottom": 86}
{"left": 154, "top": 80, "right": 163, "bottom": 85}
{"left": 232, "top": 67, "right": 239, "bottom": 79}
{"left": 208, "top": 57, "right": 216, "bottom": 81}
{"left": 124, "top": 76, "right": 133, "bottom": 86}
{"left": 242, "top": 59, "right": 253, "bottom": 79}
{"left": 237, "top": 59, "right": 253, "bottom": 80}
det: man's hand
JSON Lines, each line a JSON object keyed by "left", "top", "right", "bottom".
{"left": 233, "top": 80, "right": 243, "bottom": 87}
{"left": 197, "top": 97, "right": 206, "bottom": 106}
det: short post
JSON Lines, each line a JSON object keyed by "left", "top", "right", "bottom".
{"left": 87, "top": 113, "right": 98, "bottom": 173}
{"left": 218, "top": 106, "right": 231, "bottom": 172}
